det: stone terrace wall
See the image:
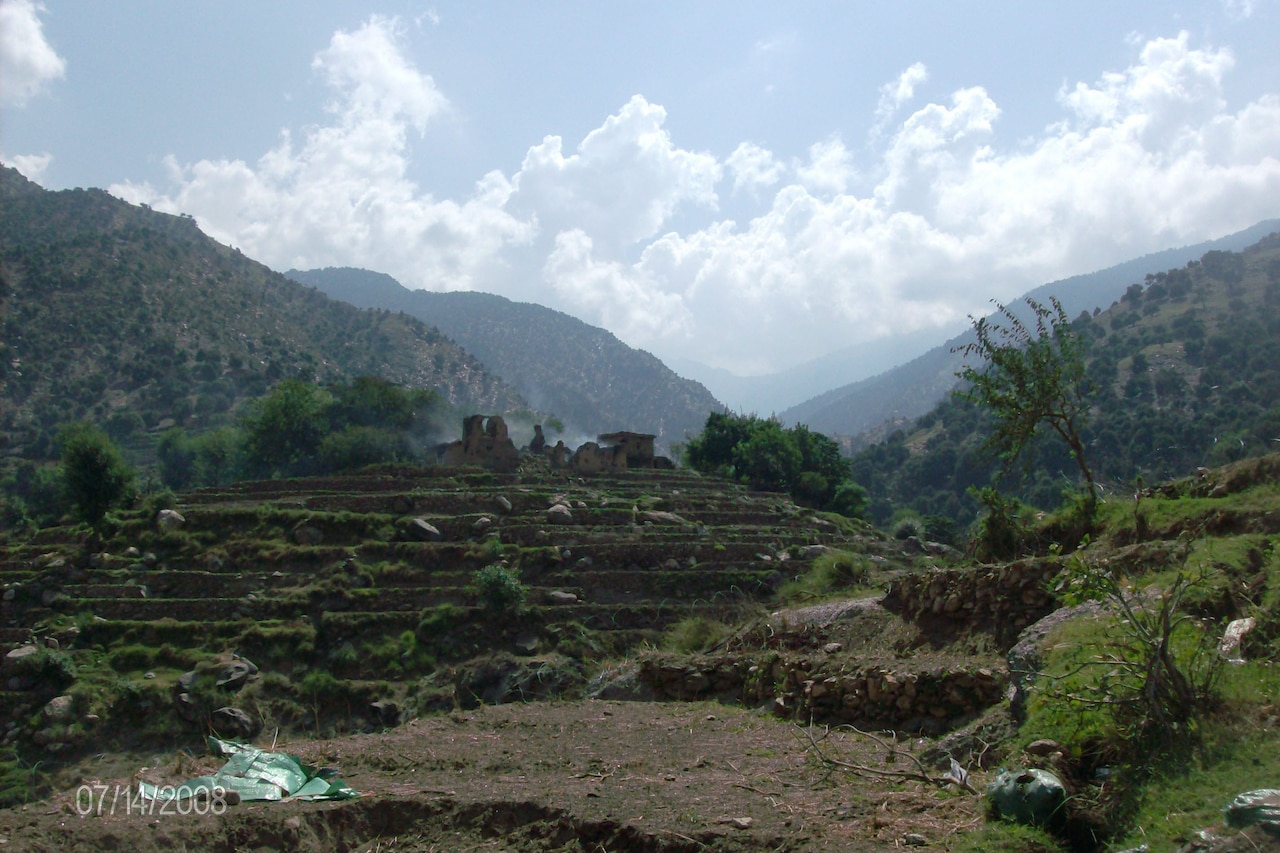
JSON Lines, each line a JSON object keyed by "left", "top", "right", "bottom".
{"left": 640, "top": 654, "right": 1006, "bottom": 734}
{"left": 882, "top": 559, "right": 1061, "bottom": 648}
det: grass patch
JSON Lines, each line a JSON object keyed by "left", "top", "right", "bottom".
{"left": 661, "top": 616, "right": 730, "bottom": 653}
{"left": 777, "top": 550, "right": 874, "bottom": 603}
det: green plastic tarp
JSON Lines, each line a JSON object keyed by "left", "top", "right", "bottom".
{"left": 986, "top": 768, "right": 1066, "bottom": 827}
{"left": 1224, "top": 789, "right": 1280, "bottom": 832}
{"left": 138, "top": 736, "right": 360, "bottom": 803}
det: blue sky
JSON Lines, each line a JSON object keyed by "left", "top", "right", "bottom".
{"left": 3, "top": 1, "right": 1279, "bottom": 379}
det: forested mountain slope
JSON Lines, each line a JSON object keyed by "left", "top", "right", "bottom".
{"left": 849, "top": 234, "right": 1280, "bottom": 534}
{"left": 0, "top": 167, "right": 524, "bottom": 465}
{"left": 781, "top": 220, "right": 1280, "bottom": 442}
{"left": 287, "top": 267, "right": 723, "bottom": 449}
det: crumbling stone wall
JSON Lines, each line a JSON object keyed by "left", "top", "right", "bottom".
{"left": 882, "top": 559, "right": 1061, "bottom": 647}
{"left": 639, "top": 653, "right": 1006, "bottom": 733}
{"left": 569, "top": 441, "right": 628, "bottom": 474}
{"left": 440, "top": 415, "right": 519, "bottom": 472}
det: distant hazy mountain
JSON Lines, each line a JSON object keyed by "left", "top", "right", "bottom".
{"left": 285, "top": 267, "right": 724, "bottom": 449}
{"left": 780, "top": 219, "right": 1280, "bottom": 439}
{"left": 669, "top": 326, "right": 946, "bottom": 416}
{"left": 0, "top": 166, "right": 523, "bottom": 463}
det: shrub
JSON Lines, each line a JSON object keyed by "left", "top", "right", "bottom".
{"left": 471, "top": 565, "right": 525, "bottom": 616}
{"left": 662, "top": 616, "right": 729, "bottom": 653}
{"left": 58, "top": 421, "right": 135, "bottom": 524}
{"left": 890, "top": 511, "right": 926, "bottom": 541}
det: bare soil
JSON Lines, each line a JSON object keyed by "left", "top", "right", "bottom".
{"left": 0, "top": 699, "right": 987, "bottom": 852}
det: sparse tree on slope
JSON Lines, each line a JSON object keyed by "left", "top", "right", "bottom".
{"left": 955, "top": 296, "right": 1098, "bottom": 511}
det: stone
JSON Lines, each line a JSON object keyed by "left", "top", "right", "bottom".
{"left": 210, "top": 707, "right": 261, "bottom": 739}
{"left": 292, "top": 523, "right": 324, "bottom": 546}
{"left": 216, "top": 659, "right": 259, "bottom": 690}
{"left": 548, "top": 590, "right": 579, "bottom": 605}
{"left": 4, "top": 645, "right": 39, "bottom": 666}
{"left": 1220, "top": 616, "right": 1257, "bottom": 662}
{"left": 472, "top": 516, "right": 493, "bottom": 533}
{"left": 406, "top": 518, "right": 444, "bottom": 542}
{"left": 547, "top": 504, "right": 574, "bottom": 525}
{"left": 175, "top": 692, "right": 202, "bottom": 723}
{"left": 156, "top": 509, "right": 186, "bottom": 532}
{"left": 1024, "top": 739, "right": 1062, "bottom": 757}
{"left": 369, "top": 700, "right": 400, "bottom": 726}
{"left": 2, "top": 587, "right": 14, "bottom": 601}
{"left": 43, "top": 695, "right": 74, "bottom": 723}
{"left": 124, "top": 547, "right": 141, "bottom": 559}
{"left": 494, "top": 495, "right": 513, "bottom": 513}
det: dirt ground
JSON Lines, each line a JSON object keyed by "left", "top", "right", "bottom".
{"left": 0, "top": 699, "right": 987, "bottom": 852}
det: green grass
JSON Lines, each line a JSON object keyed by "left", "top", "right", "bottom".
{"left": 776, "top": 549, "right": 875, "bottom": 603}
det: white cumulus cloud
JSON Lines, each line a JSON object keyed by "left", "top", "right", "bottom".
{"left": 0, "top": 0, "right": 65, "bottom": 107}
{"left": 107, "top": 25, "right": 1280, "bottom": 377}
{"left": 111, "top": 16, "right": 532, "bottom": 290}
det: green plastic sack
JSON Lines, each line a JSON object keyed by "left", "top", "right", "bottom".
{"left": 986, "top": 768, "right": 1066, "bottom": 827}
{"left": 1223, "top": 789, "right": 1280, "bottom": 832}
{"left": 139, "top": 736, "right": 360, "bottom": 804}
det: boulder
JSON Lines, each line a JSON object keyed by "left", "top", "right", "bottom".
{"left": 406, "top": 518, "right": 444, "bottom": 542}
{"left": 215, "top": 659, "right": 259, "bottom": 690}
{"left": 547, "top": 590, "right": 579, "bottom": 605}
{"left": 210, "top": 707, "right": 261, "bottom": 739}
{"left": 292, "top": 523, "right": 324, "bottom": 546}
{"left": 43, "top": 695, "right": 74, "bottom": 723}
{"left": 370, "top": 700, "right": 400, "bottom": 726}
{"left": 547, "top": 504, "right": 574, "bottom": 525}
{"left": 156, "top": 509, "right": 186, "bottom": 532}
{"left": 494, "top": 495, "right": 513, "bottom": 513}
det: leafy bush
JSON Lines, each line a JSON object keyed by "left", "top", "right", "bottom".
{"left": 471, "top": 565, "right": 525, "bottom": 616}
{"left": 969, "top": 487, "right": 1033, "bottom": 562}
{"left": 58, "top": 421, "right": 135, "bottom": 524}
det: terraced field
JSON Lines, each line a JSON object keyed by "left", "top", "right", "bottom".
{"left": 0, "top": 461, "right": 932, "bottom": 755}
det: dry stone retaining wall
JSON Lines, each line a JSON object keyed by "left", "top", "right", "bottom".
{"left": 639, "top": 654, "right": 1007, "bottom": 733}
{"left": 883, "top": 558, "right": 1061, "bottom": 647}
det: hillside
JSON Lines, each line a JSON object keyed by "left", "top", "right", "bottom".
{"left": 2, "top": 443, "right": 1280, "bottom": 849}
{"left": 849, "top": 235, "right": 1280, "bottom": 531}
{"left": 0, "top": 167, "right": 525, "bottom": 468}
{"left": 780, "top": 220, "right": 1280, "bottom": 440}
{"left": 285, "top": 267, "right": 724, "bottom": 451}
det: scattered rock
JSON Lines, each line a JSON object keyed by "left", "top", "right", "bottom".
{"left": 174, "top": 692, "right": 202, "bottom": 723}
{"left": 472, "top": 516, "right": 493, "bottom": 533}
{"left": 156, "top": 509, "right": 186, "bottom": 532}
{"left": 292, "top": 523, "right": 324, "bottom": 546}
{"left": 1220, "top": 617, "right": 1256, "bottom": 663}
{"left": 210, "top": 707, "right": 261, "bottom": 739}
{"left": 547, "top": 591, "right": 579, "bottom": 605}
{"left": 494, "top": 495, "right": 513, "bottom": 513}
{"left": 4, "top": 645, "right": 39, "bottom": 667}
{"left": 216, "top": 659, "right": 259, "bottom": 690}
{"left": 547, "top": 504, "right": 574, "bottom": 525}
{"left": 406, "top": 518, "right": 444, "bottom": 542}
{"left": 43, "top": 695, "right": 74, "bottom": 723}
{"left": 369, "top": 700, "right": 400, "bottom": 726}
{"left": 1024, "top": 739, "right": 1062, "bottom": 757}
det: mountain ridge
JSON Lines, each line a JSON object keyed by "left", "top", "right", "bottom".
{"left": 780, "top": 219, "right": 1280, "bottom": 440}
{"left": 285, "top": 267, "right": 724, "bottom": 450}
{"left": 0, "top": 166, "right": 525, "bottom": 465}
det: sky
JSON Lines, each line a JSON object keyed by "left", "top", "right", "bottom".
{"left": 3, "top": 1, "right": 1280, "bottom": 381}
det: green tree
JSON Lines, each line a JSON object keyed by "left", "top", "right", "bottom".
{"left": 58, "top": 421, "right": 135, "bottom": 523}
{"left": 239, "top": 380, "right": 331, "bottom": 478}
{"left": 955, "top": 296, "right": 1098, "bottom": 511}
